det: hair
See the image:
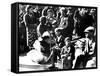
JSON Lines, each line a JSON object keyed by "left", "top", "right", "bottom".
{"left": 55, "top": 28, "right": 63, "bottom": 33}
{"left": 47, "top": 9, "right": 54, "bottom": 14}
{"left": 26, "top": 5, "right": 33, "bottom": 13}
{"left": 42, "top": 36, "right": 50, "bottom": 40}
{"left": 39, "top": 16, "right": 46, "bottom": 22}
{"left": 64, "top": 37, "right": 71, "bottom": 42}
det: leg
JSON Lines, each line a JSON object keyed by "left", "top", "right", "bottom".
{"left": 74, "top": 55, "right": 84, "bottom": 69}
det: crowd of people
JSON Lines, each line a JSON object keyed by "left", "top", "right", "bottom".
{"left": 19, "top": 4, "right": 97, "bottom": 70}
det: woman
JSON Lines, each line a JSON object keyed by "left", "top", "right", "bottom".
{"left": 24, "top": 5, "right": 39, "bottom": 47}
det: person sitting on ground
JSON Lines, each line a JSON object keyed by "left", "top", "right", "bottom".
{"left": 27, "top": 31, "right": 53, "bottom": 64}
{"left": 74, "top": 26, "right": 96, "bottom": 68}
{"left": 45, "top": 28, "right": 65, "bottom": 69}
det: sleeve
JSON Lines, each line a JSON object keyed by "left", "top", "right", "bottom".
{"left": 61, "top": 47, "right": 64, "bottom": 55}
{"left": 33, "top": 40, "right": 41, "bottom": 52}
{"left": 89, "top": 42, "right": 96, "bottom": 55}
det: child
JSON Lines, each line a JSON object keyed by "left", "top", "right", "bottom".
{"left": 46, "top": 28, "right": 64, "bottom": 69}
{"left": 61, "top": 37, "right": 75, "bottom": 69}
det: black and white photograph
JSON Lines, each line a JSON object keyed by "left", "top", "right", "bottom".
{"left": 11, "top": 2, "right": 97, "bottom": 72}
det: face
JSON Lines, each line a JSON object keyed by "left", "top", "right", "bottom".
{"left": 55, "top": 31, "right": 61, "bottom": 36}
{"left": 33, "top": 6, "right": 39, "bottom": 12}
{"left": 90, "top": 9, "right": 96, "bottom": 15}
{"left": 29, "top": 8, "right": 33, "bottom": 13}
{"left": 61, "top": 10, "right": 66, "bottom": 16}
{"left": 65, "top": 40, "right": 70, "bottom": 46}
{"left": 44, "top": 37, "right": 51, "bottom": 44}
{"left": 85, "top": 33, "right": 89, "bottom": 38}
{"left": 47, "top": 12, "right": 53, "bottom": 17}
{"left": 85, "top": 32, "right": 94, "bottom": 38}
{"left": 80, "top": 8, "right": 87, "bottom": 16}
{"left": 67, "top": 9, "right": 73, "bottom": 15}
{"left": 89, "top": 31, "right": 94, "bottom": 37}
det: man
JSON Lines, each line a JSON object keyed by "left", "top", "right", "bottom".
{"left": 74, "top": 26, "right": 96, "bottom": 68}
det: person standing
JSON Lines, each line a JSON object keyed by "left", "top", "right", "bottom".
{"left": 24, "top": 5, "right": 39, "bottom": 47}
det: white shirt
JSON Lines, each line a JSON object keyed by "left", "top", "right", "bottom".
{"left": 57, "top": 35, "right": 62, "bottom": 42}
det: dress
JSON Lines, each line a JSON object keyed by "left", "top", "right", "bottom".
{"left": 27, "top": 39, "right": 51, "bottom": 63}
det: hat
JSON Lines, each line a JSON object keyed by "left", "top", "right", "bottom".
{"left": 42, "top": 31, "right": 50, "bottom": 37}
{"left": 42, "top": 36, "right": 50, "bottom": 40}
{"left": 67, "top": 7, "right": 73, "bottom": 10}
{"left": 47, "top": 9, "right": 54, "bottom": 13}
{"left": 84, "top": 26, "right": 95, "bottom": 33}
{"left": 59, "top": 7, "right": 66, "bottom": 11}
{"left": 64, "top": 37, "right": 71, "bottom": 42}
{"left": 25, "top": 5, "right": 36, "bottom": 12}
{"left": 39, "top": 16, "right": 46, "bottom": 22}
{"left": 55, "top": 27, "right": 63, "bottom": 33}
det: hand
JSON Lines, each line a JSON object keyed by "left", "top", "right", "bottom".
{"left": 82, "top": 51, "right": 86, "bottom": 55}
{"left": 67, "top": 56, "right": 71, "bottom": 60}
